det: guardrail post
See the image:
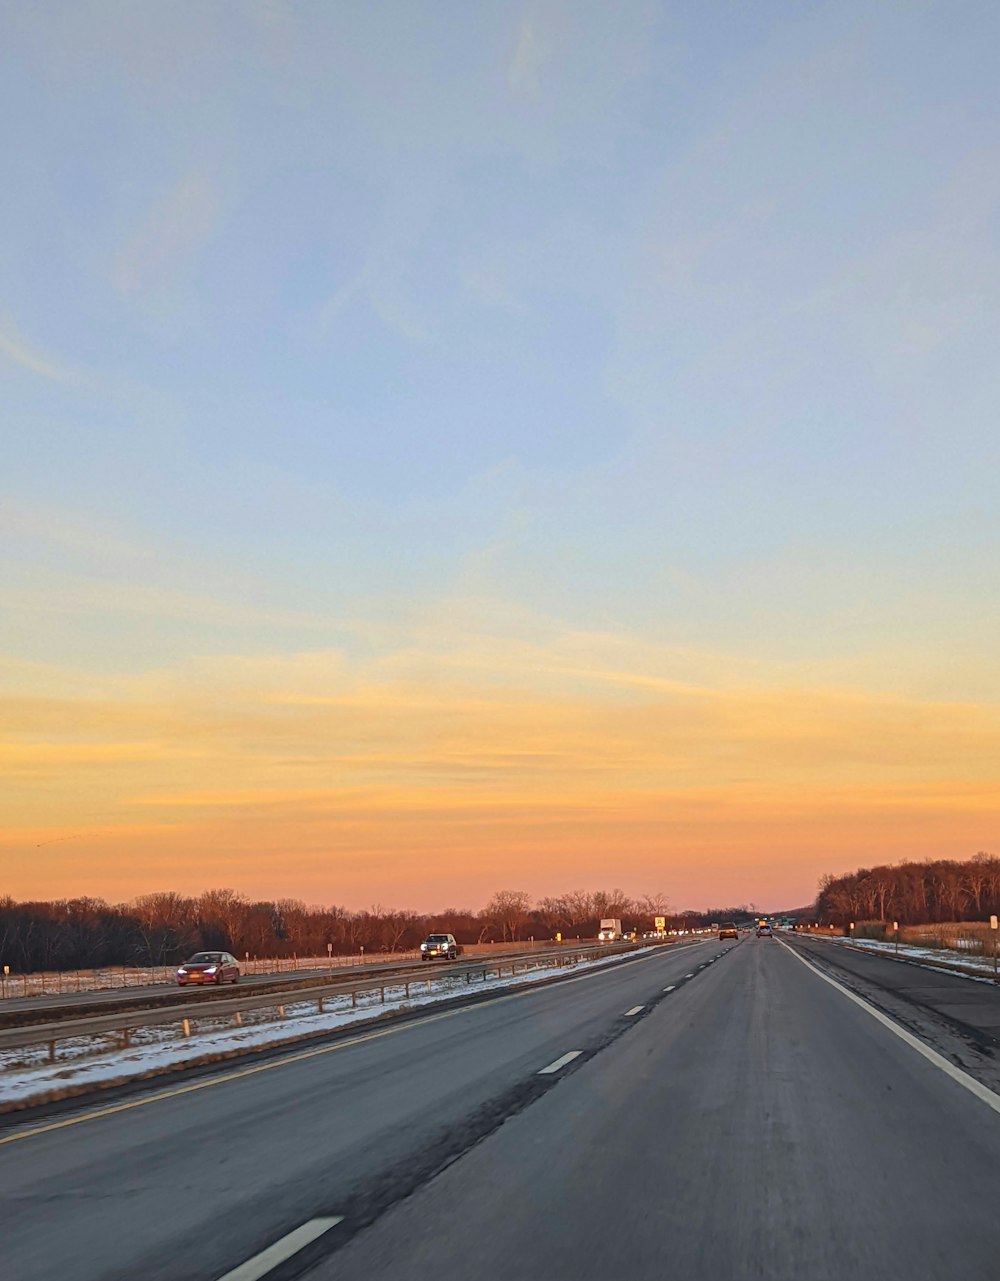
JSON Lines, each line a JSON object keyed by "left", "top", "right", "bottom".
{"left": 317, "top": 997, "right": 324, "bottom": 1014}
{"left": 380, "top": 985, "right": 385, "bottom": 1004}
{"left": 405, "top": 981, "right": 410, "bottom": 998}
{"left": 352, "top": 990, "right": 357, "bottom": 1007}
{"left": 48, "top": 1039, "right": 55, "bottom": 1062}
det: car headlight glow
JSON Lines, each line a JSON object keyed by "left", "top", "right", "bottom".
{"left": 205, "top": 966, "right": 217, "bottom": 973}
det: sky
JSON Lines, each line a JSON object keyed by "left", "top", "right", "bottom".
{"left": 2, "top": 0, "right": 999, "bottom": 914}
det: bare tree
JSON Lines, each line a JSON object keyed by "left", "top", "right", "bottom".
{"left": 482, "top": 890, "right": 533, "bottom": 942}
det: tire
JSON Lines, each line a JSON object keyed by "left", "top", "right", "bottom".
{"left": 232, "top": 973, "right": 239, "bottom": 984}
{"left": 216, "top": 973, "right": 223, "bottom": 985}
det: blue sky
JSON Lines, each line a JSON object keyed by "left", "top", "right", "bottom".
{"left": 3, "top": 2, "right": 999, "bottom": 908}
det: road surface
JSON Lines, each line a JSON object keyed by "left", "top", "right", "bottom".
{"left": 2, "top": 935, "right": 999, "bottom": 1280}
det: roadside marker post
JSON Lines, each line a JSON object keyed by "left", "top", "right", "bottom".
{"left": 893, "top": 921, "right": 899, "bottom": 955}
{"left": 991, "top": 915, "right": 998, "bottom": 980}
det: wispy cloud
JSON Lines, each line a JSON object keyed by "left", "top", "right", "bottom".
{"left": 0, "top": 316, "right": 71, "bottom": 382}
{"left": 112, "top": 171, "right": 219, "bottom": 300}
{"left": 508, "top": 15, "right": 544, "bottom": 100}
{"left": 0, "top": 503, "right": 152, "bottom": 563}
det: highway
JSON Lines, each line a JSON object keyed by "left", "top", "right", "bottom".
{"left": 2, "top": 935, "right": 999, "bottom": 1280}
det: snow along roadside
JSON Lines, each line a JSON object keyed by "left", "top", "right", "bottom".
{"left": 827, "top": 936, "right": 1000, "bottom": 984}
{"left": 0, "top": 948, "right": 653, "bottom": 1113}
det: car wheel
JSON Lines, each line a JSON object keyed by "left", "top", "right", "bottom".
{"left": 216, "top": 973, "right": 223, "bottom": 984}
{"left": 232, "top": 973, "right": 240, "bottom": 984}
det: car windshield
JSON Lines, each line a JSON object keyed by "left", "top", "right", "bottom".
{"left": 186, "top": 953, "right": 222, "bottom": 964}
{"left": 425, "top": 935, "right": 449, "bottom": 943}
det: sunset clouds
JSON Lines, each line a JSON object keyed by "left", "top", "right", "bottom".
{"left": 3, "top": 4, "right": 998, "bottom": 910}
{"left": 4, "top": 612, "right": 999, "bottom": 907}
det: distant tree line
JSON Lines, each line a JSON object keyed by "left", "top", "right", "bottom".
{"left": 816, "top": 853, "right": 1000, "bottom": 927}
{"left": 0, "top": 886, "right": 741, "bottom": 973}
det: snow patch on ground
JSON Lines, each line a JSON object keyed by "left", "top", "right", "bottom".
{"left": 0, "top": 948, "right": 652, "bottom": 1111}
{"left": 832, "top": 937, "right": 1000, "bottom": 983}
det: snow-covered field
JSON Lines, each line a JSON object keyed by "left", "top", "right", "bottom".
{"left": 0, "top": 948, "right": 652, "bottom": 1112}
{"left": 831, "top": 936, "right": 1000, "bottom": 982}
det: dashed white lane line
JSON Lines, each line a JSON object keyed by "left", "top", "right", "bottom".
{"left": 685, "top": 973, "right": 695, "bottom": 978}
{"left": 216, "top": 1217, "right": 344, "bottom": 1281}
{"left": 624, "top": 1005, "right": 644, "bottom": 1016}
{"left": 663, "top": 985, "right": 676, "bottom": 992}
{"left": 538, "top": 1050, "right": 582, "bottom": 1075}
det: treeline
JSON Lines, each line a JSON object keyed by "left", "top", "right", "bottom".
{"left": 0, "top": 887, "right": 732, "bottom": 974}
{"left": 816, "top": 853, "right": 1000, "bottom": 926}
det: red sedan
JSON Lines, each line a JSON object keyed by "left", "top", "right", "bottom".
{"left": 176, "top": 951, "right": 240, "bottom": 986}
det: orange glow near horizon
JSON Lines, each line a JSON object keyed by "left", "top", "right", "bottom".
{"left": 4, "top": 633, "right": 999, "bottom": 912}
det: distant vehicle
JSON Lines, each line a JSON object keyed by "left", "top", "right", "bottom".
{"left": 718, "top": 923, "right": 739, "bottom": 941}
{"left": 598, "top": 918, "right": 623, "bottom": 942}
{"left": 756, "top": 923, "right": 773, "bottom": 938}
{"left": 420, "top": 934, "right": 460, "bottom": 960}
{"left": 176, "top": 952, "right": 240, "bottom": 986}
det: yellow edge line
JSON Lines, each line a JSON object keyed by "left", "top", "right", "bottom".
{"left": 0, "top": 942, "right": 686, "bottom": 1148}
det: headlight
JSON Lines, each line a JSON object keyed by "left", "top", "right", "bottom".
{"left": 176, "top": 968, "right": 187, "bottom": 975}
{"left": 205, "top": 966, "right": 217, "bottom": 974}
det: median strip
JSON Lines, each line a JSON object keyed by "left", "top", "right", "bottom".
{"left": 216, "top": 1217, "right": 343, "bottom": 1281}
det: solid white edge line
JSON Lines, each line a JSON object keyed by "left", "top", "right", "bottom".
{"left": 624, "top": 1005, "right": 644, "bottom": 1016}
{"left": 538, "top": 1050, "right": 582, "bottom": 1075}
{"left": 216, "top": 1217, "right": 344, "bottom": 1281}
{"left": 778, "top": 939, "right": 1000, "bottom": 1118}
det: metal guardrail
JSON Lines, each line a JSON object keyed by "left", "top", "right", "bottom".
{"left": 0, "top": 941, "right": 630, "bottom": 1030}
{"left": 1, "top": 942, "right": 641, "bottom": 1066}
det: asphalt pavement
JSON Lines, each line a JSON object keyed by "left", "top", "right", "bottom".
{"left": 2, "top": 935, "right": 999, "bottom": 1281}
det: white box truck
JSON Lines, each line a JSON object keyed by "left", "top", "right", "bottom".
{"left": 598, "top": 918, "right": 622, "bottom": 942}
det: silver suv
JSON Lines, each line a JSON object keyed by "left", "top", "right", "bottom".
{"left": 420, "top": 933, "right": 460, "bottom": 960}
